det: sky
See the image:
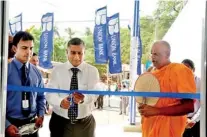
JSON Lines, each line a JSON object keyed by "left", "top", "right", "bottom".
{"left": 8, "top": 0, "right": 158, "bottom": 36}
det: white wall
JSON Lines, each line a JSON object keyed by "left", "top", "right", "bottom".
{"left": 163, "top": 0, "right": 206, "bottom": 77}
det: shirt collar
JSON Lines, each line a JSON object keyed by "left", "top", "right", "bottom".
{"left": 13, "top": 57, "right": 29, "bottom": 70}
{"left": 66, "top": 61, "right": 84, "bottom": 72}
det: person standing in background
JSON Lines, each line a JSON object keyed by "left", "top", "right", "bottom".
{"left": 96, "top": 74, "right": 108, "bottom": 109}
{"left": 29, "top": 53, "right": 39, "bottom": 66}
{"left": 119, "top": 84, "right": 128, "bottom": 115}
{"left": 182, "top": 59, "right": 201, "bottom": 137}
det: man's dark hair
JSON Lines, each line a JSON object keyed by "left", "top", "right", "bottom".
{"left": 12, "top": 31, "right": 34, "bottom": 47}
{"left": 33, "top": 52, "right": 38, "bottom": 56}
{"left": 182, "top": 59, "right": 195, "bottom": 70}
{"left": 67, "top": 38, "right": 85, "bottom": 48}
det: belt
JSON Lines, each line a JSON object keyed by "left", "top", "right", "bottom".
{"left": 52, "top": 112, "right": 90, "bottom": 124}
{"left": 69, "top": 117, "right": 88, "bottom": 124}
{"left": 7, "top": 115, "right": 36, "bottom": 128}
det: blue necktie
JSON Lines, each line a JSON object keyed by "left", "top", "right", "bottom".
{"left": 21, "top": 63, "right": 31, "bottom": 116}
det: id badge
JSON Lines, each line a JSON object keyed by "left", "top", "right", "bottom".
{"left": 22, "top": 100, "right": 29, "bottom": 109}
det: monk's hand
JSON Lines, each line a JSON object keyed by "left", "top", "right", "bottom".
{"left": 186, "top": 118, "right": 196, "bottom": 129}
{"left": 138, "top": 103, "right": 160, "bottom": 117}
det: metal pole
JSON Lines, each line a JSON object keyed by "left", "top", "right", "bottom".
{"left": 200, "top": 1, "right": 207, "bottom": 137}
{"left": 0, "top": 1, "right": 9, "bottom": 137}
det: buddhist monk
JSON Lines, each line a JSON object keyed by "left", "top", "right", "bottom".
{"left": 138, "top": 40, "right": 196, "bottom": 137}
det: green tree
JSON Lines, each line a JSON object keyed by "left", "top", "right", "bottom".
{"left": 65, "top": 27, "right": 76, "bottom": 39}
{"left": 120, "top": 28, "right": 130, "bottom": 64}
{"left": 53, "top": 37, "right": 67, "bottom": 62}
{"left": 85, "top": 27, "right": 92, "bottom": 36}
{"left": 153, "top": 0, "right": 187, "bottom": 39}
{"left": 29, "top": 27, "right": 41, "bottom": 54}
{"left": 139, "top": 0, "right": 186, "bottom": 64}
{"left": 140, "top": 16, "right": 155, "bottom": 64}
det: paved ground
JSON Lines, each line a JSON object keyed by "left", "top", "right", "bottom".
{"left": 39, "top": 107, "right": 142, "bottom": 137}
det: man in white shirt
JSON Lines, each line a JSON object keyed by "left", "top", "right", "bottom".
{"left": 96, "top": 74, "right": 108, "bottom": 109}
{"left": 119, "top": 84, "right": 129, "bottom": 115}
{"left": 182, "top": 59, "right": 201, "bottom": 137}
{"left": 46, "top": 38, "right": 99, "bottom": 137}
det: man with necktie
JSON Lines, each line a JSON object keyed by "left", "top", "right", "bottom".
{"left": 5, "top": 31, "right": 46, "bottom": 137}
{"left": 46, "top": 38, "right": 99, "bottom": 137}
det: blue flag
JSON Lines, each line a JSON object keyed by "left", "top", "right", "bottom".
{"left": 107, "top": 13, "right": 122, "bottom": 74}
{"left": 133, "top": 0, "right": 142, "bottom": 75}
{"left": 137, "top": 27, "right": 142, "bottom": 75}
{"left": 9, "top": 13, "right": 22, "bottom": 36}
{"left": 93, "top": 6, "right": 108, "bottom": 64}
{"left": 39, "top": 13, "right": 54, "bottom": 69}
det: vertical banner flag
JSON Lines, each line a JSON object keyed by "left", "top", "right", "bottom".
{"left": 39, "top": 13, "right": 54, "bottom": 69}
{"left": 136, "top": 1, "right": 142, "bottom": 75}
{"left": 93, "top": 6, "right": 108, "bottom": 64}
{"left": 129, "top": 0, "right": 141, "bottom": 125}
{"left": 107, "top": 13, "right": 122, "bottom": 74}
{"left": 9, "top": 13, "right": 22, "bottom": 36}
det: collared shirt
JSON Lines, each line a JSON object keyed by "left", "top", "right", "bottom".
{"left": 6, "top": 58, "right": 46, "bottom": 128}
{"left": 187, "top": 76, "right": 201, "bottom": 122}
{"left": 46, "top": 61, "right": 100, "bottom": 119}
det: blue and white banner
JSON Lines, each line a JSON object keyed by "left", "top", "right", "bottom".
{"left": 137, "top": 26, "right": 142, "bottom": 75}
{"left": 133, "top": 0, "right": 142, "bottom": 75}
{"left": 9, "top": 13, "right": 22, "bottom": 36}
{"left": 39, "top": 13, "right": 54, "bottom": 69}
{"left": 107, "top": 13, "right": 122, "bottom": 74}
{"left": 129, "top": 0, "right": 142, "bottom": 125}
{"left": 93, "top": 6, "right": 108, "bottom": 64}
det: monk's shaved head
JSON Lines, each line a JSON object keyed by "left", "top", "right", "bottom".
{"left": 153, "top": 40, "right": 171, "bottom": 57}
{"left": 151, "top": 40, "right": 171, "bottom": 69}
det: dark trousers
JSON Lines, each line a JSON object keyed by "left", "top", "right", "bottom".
{"left": 97, "top": 95, "right": 104, "bottom": 108}
{"left": 49, "top": 112, "right": 96, "bottom": 137}
{"left": 5, "top": 116, "right": 38, "bottom": 137}
{"left": 183, "top": 122, "right": 200, "bottom": 137}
